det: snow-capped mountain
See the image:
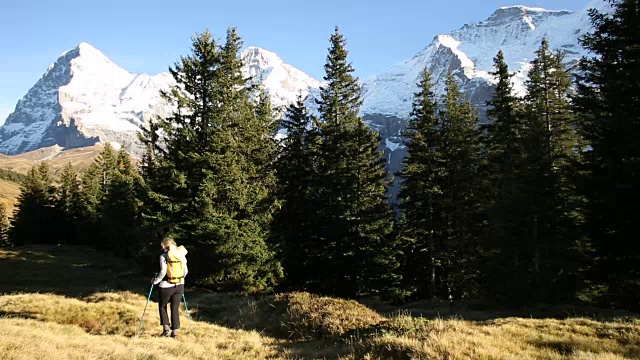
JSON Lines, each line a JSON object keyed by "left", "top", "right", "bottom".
{"left": 361, "top": 0, "right": 606, "bottom": 118}
{"left": 243, "top": 46, "right": 321, "bottom": 110}
{"left": 358, "top": 0, "right": 607, "bottom": 198}
{"left": 0, "top": 43, "right": 321, "bottom": 156}
{"left": 0, "top": 0, "right": 607, "bottom": 177}
{"left": 0, "top": 43, "right": 174, "bottom": 156}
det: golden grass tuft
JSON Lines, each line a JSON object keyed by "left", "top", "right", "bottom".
{"left": 273, "top": 292, "right": 385, "bottom": 339}
{"left": 189, "top": 291, "right": 384, "bottom": 340}
{"left": 0, "top": 292, "right": 147, "bottom": 335}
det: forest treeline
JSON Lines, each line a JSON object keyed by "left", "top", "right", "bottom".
{"left": 2, "top": 0, "right": 638, "bottom": 310}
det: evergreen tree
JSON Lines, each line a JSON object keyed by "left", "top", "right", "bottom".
{"left": 147, "top": 29, "right": 281, "bottom": 292}
{"left": 95, "top": 143, "right": 119, "bottom": 195}
{"left": 397, "top": 68, "right": 443, "bottom": 299}
{"left": 0, "top": 202, "right": 9, "bottom": 247}
{"left": 101, "top": 149, "right": 145, "bottom": 258}
{"left": 80, "top": 144, "right": 121, "bottom": 250}
{"left": 436, "top": 73, "right": 486, "bottom": 299}
{"left": 575, "top": 0, "right": 640, "bottom": 309}
{"left": 10, "top": 163, "right": 57, "bottom": 245}
{"left": 482, "top": 51, "right": 530, "bottom": 302}
{"left": 78, "top": 162, "right": 103, "bottom": 246}
{"left": 138, "top": 116, "right": 174, "bottom": 241}
{"left": 311, "top": 27, "right": 399, "bottom": 297}
{"left": 55, "top": 163, "right": 84, "bottom": 245}
{"left": 273, "top": 94, "right": 318, "bottom": 289}
{"left": 520, "top": 39, "right": 583, "bottom": 302}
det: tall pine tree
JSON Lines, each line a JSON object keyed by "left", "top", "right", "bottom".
{"left": 482, "top": 51, "right": 530, "bottom": 303}
{"left": 310, "top": 27, "right": 399, "bottom": 297}
{"left": 10, "top": 163, "right": 57, "bottom": 245}
{"left": 575, "top": 0, "right": 640, "bottom": 309}
{"left": 397, "top": 68, "right": 443, "bottom": 300}
{"left": 273, "top": 94, "right": 319, "bottom": 290}
{"left": 437, "top": 73, "right": 486, "bottom": 300}
{"left": 520, "top": 39, "right": 583, "bottom": 303}
{"left": 101, "top": 149, "right": 145, "bottom": 258}
{"left": 146, "top": 29, "right": 281, "bottom": 292}
{"left": 55, "top": 163, "right": 85, "bottom": 245}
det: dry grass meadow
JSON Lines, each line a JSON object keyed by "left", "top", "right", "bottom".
{"left": 0, "top": 144, "right": 104, "bottom": 176}
{"left": 0, "top": 245, "right": 638, "bottom": 359}
{"left": 0, "top": 178, "right": 20, "bottom": 216}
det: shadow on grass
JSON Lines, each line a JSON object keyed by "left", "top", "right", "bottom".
{"left": 0, "top": 245, "right": 149, "bottom": 298}
{"left": 360, "top": 297, "right": 640, "bottom": 323}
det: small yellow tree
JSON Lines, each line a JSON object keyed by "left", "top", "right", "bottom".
{"left": 0, "top": 202, "right": 9, "bottom": 246}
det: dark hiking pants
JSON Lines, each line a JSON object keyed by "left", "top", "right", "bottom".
{"left": 158, "top": 284, "right": 184, "bottom": 330}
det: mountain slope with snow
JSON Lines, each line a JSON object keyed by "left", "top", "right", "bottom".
{"left": 0, "top": 43, "right": 321, "bottom": 156}
{"left": 243, "top": 46, "right": 322, "bottom": 110}
{"left": 361, "top": 1, "right": 606, "bottom": 118}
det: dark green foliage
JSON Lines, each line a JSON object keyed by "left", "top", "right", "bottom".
{"left": 575, "top": 0, "right": 640, "bottom": 310}
{"left": 100, "top": 149, "right": 146, "bottom": 258}
{"left": 519, "top": 39, "right": 583, "bottom": 303}
{"left": 307, "top": 27, "right": 399, "bottom": 298}
{"left": 397, "top": 68, "right": 443, "bottom": 300}
{"left": 143, "top": 29, "right": 282, "bottom": 293}
{"left": 482, "top": 51, "right": 530, "bottom": 303}
{"left": 83, "top": 144, "right": 120, "bottom": 250}
{"left": 437, "top": 73, "right": 486, "bottom": 300}
{"left": 273, "top": 94, "right": 318, "bottom": 290}
{"left": 55, "top": 163, "right": 85, "bottom": 245}
{"left": 10, "top": 163, "right": 57, "bottom": 245}
{"left": 6, "top": 144, "right": 148, "bottom": 256}
{"left": 399, "top": 71, "right": 486, "bottom": 301}
{"left": 0, "top": 202, "right": 9, "bottom": 247}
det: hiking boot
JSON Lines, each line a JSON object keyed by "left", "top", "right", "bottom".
{"left": 161, "top": 330, "right": 171, "bottom": 337}
{"left": 171, "top": 330, "right": 179, "bottom": 338}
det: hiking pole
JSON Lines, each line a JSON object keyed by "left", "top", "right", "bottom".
{"left": 182, "top": 293, "right": 193, "bottom": 332}
{"left": 136, "top": 273, "right": 157, "bottom": 337}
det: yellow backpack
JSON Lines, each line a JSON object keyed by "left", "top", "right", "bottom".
{"left": 166, "top": 246, "right": 187, "bottom": 284}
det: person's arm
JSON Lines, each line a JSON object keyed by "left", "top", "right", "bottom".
{"left": 153, "top": 254, "right": 167, "bottom": 285}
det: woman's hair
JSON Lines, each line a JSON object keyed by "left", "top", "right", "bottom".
{"left": 161, "top": 237, "right": 176, "bottom": 249}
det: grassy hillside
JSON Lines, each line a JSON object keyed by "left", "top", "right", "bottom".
{"left": 0, "top": 144, "right": 109, "bottom": 216}
{"left": 0, "top": 144, "right": 104, "bottom": 176}
{"left": 0, "top": 245, "right": 638, "bottom": 359}
{"left": 0, "top": 178, "right": 20, "bottom": 216}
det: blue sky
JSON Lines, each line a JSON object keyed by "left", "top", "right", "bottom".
{"left": 1, "top": 0, "right": 591, "bottom": 124}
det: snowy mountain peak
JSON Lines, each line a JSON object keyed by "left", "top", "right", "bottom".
{"left": 56, "top": 42, "right": 131, "bottom": 80}
{"left": 479, "top": 5, "right": 572, "bottom": 32}
{"left": 497, "top": 5, "right": 567, "bottom": 13}
{"left": 243, "top": 46, "right": 285, "bottom": 68}
{"left": 75, "top": 42, "right": 109, "bottom": 58}
{"left": 241, "top": 46, "right": 321, "bottom": 109}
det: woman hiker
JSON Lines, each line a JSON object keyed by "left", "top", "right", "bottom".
{"left": 151, "top": 237, "right": 188, "bottom": 338}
